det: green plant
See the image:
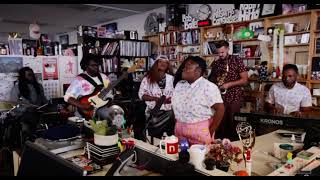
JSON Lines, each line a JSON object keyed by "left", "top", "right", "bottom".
{"left": 89, "top": 120, "right": 117, "bottom": 136}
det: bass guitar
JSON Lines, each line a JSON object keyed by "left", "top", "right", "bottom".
{"left": 78, "top": 60, "right": 144, "bottom": 119}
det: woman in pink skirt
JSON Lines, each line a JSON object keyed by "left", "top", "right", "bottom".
{"left": 172, "top": 56, "right": 225, "bottom": 145}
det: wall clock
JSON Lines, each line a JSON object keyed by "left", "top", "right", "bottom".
{"left": 197, "top": 4, "right": 212, "bottom": 21}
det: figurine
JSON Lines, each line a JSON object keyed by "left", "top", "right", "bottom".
{"left": 180, "top": 138, "right": 189, "bottom": 152}
{"left": 285, "top": 152, "right": 294, "bottom": 169}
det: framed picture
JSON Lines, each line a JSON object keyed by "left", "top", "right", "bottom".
{"left": 59, "top": 34, "right": 69, "bottom": 45}
{"left": 295, "top": 51, "right": 308, "bottom": 65}
{"left": 101, "top": 22, "right": 117, "bottom": 33}
{"left": 259, "top": 4, "right": 281, "bottom": 18}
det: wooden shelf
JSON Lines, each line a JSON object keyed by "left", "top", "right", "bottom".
{"left": 284, "top": 31, "right": 310, "bottom": 36}
{"left": 203, "top": 24, "right": 225, "bottom": 29}
{"left": 232, "top": 18, "right": 265, "bottom": 25}
{"left": 179, "top": 28, "right": 200, "bottom": 32}
{"left": 267, "top": 10, "right": 311, "bottom": 20}
{"left": 181, "top": 52, "right": 200, "bottom": 54}
{"left": 310, "top": 80, "right": 320, "bottom": 83}
{"left": 180, "top": 44, "right": 200, "bottom": 47}
{"left": 142, "top": 34, "right": 159, "bottom": 38}
{"left": 202, "top": 54, "right": 218, "bottom": 57}
{"left": 313, "top": 54, "right": 320, "bottom": 57}
{"left": 313, "top": 95, "right": 320, "bottom": 98}
{"left": 160, "top": 44, "right": 179, "bottom": 47}
{"left": 233, "top": 38, "right": 259, "bottom": 43}
{"left": 243, "top": 57, "right": 261, "bottom": 59}
{"left": 314, "top": 30, "right": 320, "bottom": 33}
{"left": 268, "top": 43, "right": 309, "bottom": 48}
{"left": 206, "top": 39, "right": 225, "bottom": 42}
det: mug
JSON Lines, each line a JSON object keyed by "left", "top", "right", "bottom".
{"left": 160, "top": 135, "right": 179, "bottom": 158}
{"left": 189, "top": 144, "right": 207, "bottom": 169}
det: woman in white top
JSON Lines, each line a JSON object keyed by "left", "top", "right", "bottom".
{"left": 138, "top": 55, "right": 175, "bottom": 137}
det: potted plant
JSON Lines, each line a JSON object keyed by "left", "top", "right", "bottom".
{"left": 204, "top": 139, "right": 243, "bottom": 172}
{"left": 89, "top": 120, "right": 118, "bottom": 146}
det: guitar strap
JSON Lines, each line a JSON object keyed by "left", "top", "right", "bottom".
{"left": 78, "top": 73, "right": 104, "bottom": 88}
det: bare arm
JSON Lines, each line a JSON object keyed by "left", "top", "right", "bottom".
{"left": 209, "top": 103, "right": 225, "bottom": 136}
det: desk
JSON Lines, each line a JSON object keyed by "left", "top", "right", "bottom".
{"left": 58, "top": 138, "right": 231, "bottom": 176}
{"left": 13, "top": 130, "right": 315, "bottom": 176}
{"left": 230, "top": 130, "right": 296, "bottom": 176}
{"left": 58, "top": 130, "right": 299, "bottom": 176}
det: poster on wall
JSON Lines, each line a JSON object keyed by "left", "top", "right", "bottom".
{"left": 237, "top": 4, "right": 261, "bottom": 22}
{"left": 43, "top": 79, "right": 60, "bottom": 99}
{"left": 22, "top": 56, "right": 42, "bottom": 73}
{"left": 0, "top": 56, "right": 23, "bottom": 73}
{"left": 212, "top": 7, "right": 239, "bottom": 25}
{"left": 43, "top": 57, "right": 58, "bottom": 80}
{"left": 58, "top": 56, "right": 78, "bottom": 95}
{"left": 182, "top": 14, "right": 198, "bottom": 30}
{"left": 0, "top": 80, "right": 14, "bottom": 103}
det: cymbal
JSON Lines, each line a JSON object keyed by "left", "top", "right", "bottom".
{"left": 0, "top": 100, "right": 39, "bottom": 108}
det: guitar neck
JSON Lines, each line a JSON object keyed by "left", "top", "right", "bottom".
{"left": 98, "top": 72, "right": 128, "bottom": 99}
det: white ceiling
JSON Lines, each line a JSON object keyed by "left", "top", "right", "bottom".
{"left": 0, "top": 4, "right": 165, "bottom": 38}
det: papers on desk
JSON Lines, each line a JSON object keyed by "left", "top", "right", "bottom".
{"left": 67, "top": 155, "right": 103, "bottom": 175}
{"left": 268, "top": 146, "right": 320, "bottom": 176}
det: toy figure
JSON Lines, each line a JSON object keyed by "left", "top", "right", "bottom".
{"left": 285, "top": 152, "right": 294, "bottom": 169}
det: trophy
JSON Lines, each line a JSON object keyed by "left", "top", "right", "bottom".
{"left": 236, "top": 122, "right": 255, "bottom": 175}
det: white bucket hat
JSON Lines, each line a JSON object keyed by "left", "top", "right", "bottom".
{"left": 155, "top": 55, "right": 169, "bottom": 61}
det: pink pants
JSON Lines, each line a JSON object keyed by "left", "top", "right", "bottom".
{"left": 174, "top": 118, "right": 214, "bottom": 145}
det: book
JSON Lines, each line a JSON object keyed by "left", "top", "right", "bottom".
{"left": 67, "top": 155, "right": 103, "bottom": 175}
{"left": 297, "top": 150, "right": 314, "bottom": 160}
{"left": 316, "top": 38, "right": 320, "bottom": 54}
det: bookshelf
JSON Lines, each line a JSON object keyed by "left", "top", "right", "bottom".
{"left": 150, "top": 9, "right": 320, "bottom": 109}
{"left": 78, "top": 34, "right": 151, "bottom": 78}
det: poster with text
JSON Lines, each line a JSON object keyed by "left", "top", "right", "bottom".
{"left": 43, "top": 57, "right": 58, "bottom": 80}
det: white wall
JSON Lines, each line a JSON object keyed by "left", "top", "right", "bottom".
{"left": 95, "top": 4, "right": 234, "bottom": 39}
{"left": 95, "top": 6, "right": 166, "bottom": 39}
{"left": 52, "top": 4, "right": 235, "bottom": 43}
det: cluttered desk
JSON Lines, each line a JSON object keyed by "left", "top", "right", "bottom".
{"left": 11, "top": 110, "right": 320, "bottom": 176}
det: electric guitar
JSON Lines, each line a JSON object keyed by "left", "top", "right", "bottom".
{"left": 78, "top": 60, "right": 144, "bottom": 119}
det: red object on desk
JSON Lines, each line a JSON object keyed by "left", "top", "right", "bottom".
{"left": 246, "top": 149, "right": 251, "bottom": 160}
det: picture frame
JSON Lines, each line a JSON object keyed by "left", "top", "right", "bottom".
{"left": 101, "top": 22, "right": 118, "bottom": 34}
{"left": 295, "top": 51, "right": 308, "bottom": 65}
{"left": 259, "top": 4, "right": 281, "bottom": 18}
{"left": 59, "top": 34, "right": 69, "bottom": 45}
